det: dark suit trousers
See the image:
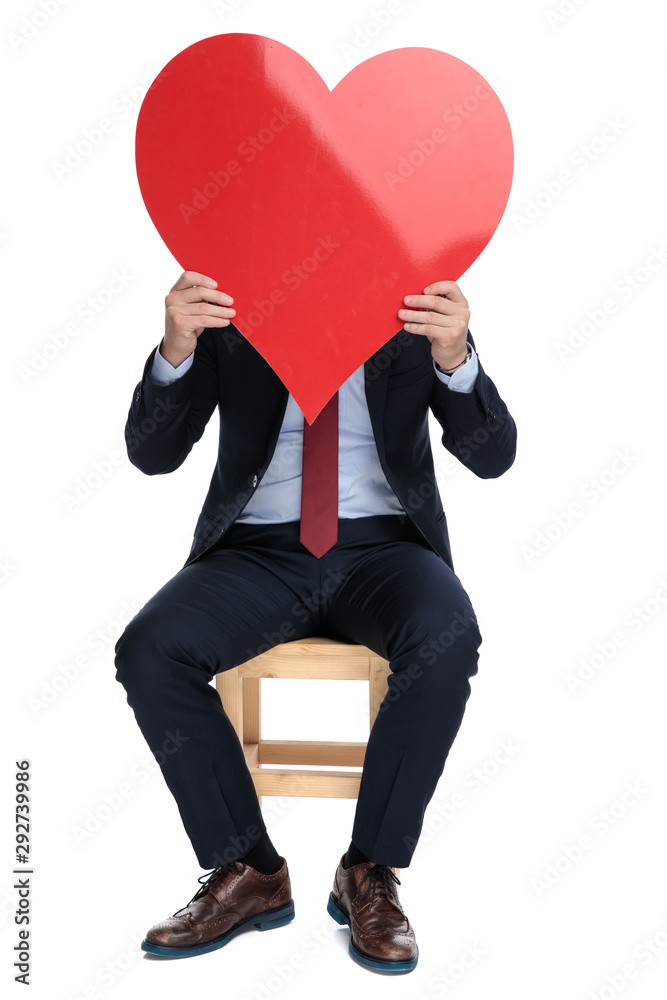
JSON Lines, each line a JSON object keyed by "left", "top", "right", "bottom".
{"left": 114, "top": 514, "right": 482, "bottom": 869}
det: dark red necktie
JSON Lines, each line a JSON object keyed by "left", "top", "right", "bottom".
{"left": 299, "top": 391, "right": 339, "bottom": 558}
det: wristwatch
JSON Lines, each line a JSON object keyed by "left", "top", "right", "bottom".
{"left": 435, "top": 346, "right": 471, "bottom": 375}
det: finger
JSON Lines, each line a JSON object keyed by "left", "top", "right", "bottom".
{"left": 172, "top": 301, "right": 236, "bottom": 320}
{"left": 402, "top": 322, "right": 441, "bottom": 338}
{"left": 402, "top": 321, "right": 467, "bottom": 342}
{"left": 402, "top": 293, "right": 458, "bottom": 314}
{"left": 422, "top": 280, "right": 466, "bottom": 301}
{"left": 173, "top": 286, "right": 234, "bottom": 307}
{"left": 196, "top": 316, "right": 233, "bottom": 327}
{"left": 172, "top": 312, "right": 233, "bottom": 329}
{"left": 171, "top": 271, "right": 219, "bottom": 293}
{"left": 398, "top": 307, "right": 458, "bottom": 326}
{"left": 401, "top": 321, "right": 458, "bottom": 337}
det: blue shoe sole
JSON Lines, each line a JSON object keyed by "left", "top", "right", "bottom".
{"left": 327, "top": 892, "right": 418, "bottom": 974}
{"left": 141, "top": 900, "right": 295, "bottom": 958}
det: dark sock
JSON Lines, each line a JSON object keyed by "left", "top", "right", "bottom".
{"left": 343, "top": 839, "right": 370, "bottom": 869}
{"left": 240, "top": 831, "right": 283, "bottom": 875}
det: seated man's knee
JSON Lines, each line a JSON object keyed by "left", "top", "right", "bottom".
{"left": 414, "top": 601, "right": 482, "bottom": 675}
{"left": 114, "top": 612, "right": 153, "bottom": 692}
{"left": 114, "top": 608, "right": 191, "bottom": 693}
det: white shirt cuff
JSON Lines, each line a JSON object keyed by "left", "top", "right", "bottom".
{"left": 433, "top": 343, "right": 478, "bottom": 393}
{"left": 149, "top": 341, "right": 195, "bottom": 385}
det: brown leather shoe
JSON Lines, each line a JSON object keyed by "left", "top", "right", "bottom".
{"left": 141, "top": 858, "right": 294, "bottom": 957}
{"left": 327, "top": 855, "right": 418, "bottom": 973}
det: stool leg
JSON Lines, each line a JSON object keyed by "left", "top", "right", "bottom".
{"left": 368, "top": 656, "right": 389, "bottom": 727}
{"left": 217, "top": 668, "right": 263, "bottom": 806}
{"left": 243, "top": 676, "right": 262, "bottom": 810}
{"left": 217, "top": 668, "right": 242, "bottom": 737}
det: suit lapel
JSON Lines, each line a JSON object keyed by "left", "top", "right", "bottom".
{"left": 364, "top": 345, "right": 391, "bottom": 464}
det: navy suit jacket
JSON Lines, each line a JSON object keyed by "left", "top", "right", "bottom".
{"left": 124, "top": 324, "right": 517, "bottom": 573}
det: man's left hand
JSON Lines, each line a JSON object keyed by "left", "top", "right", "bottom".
{"left": 398, "top": 280, "right": 470, "bottom": 371}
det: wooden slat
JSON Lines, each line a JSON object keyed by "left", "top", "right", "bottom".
{"left": 248, "top": 768, "right": 362, "bottom": 798}
{"left": 238, "top": 659, "right": 372, "bottom": 679}
{"left": 238, "top": 637, "right": 386, "bottom": 679}
{"left": 242, "top": 677, "right": 261, "bottom": 744}
{"left": 258, "top": 637, "right": 378, "bottom": 655}
{"left": 243, "top": 743, "right": 260, "bottom": 768}
{"left": 256, "top": 739, "right": 366, "bottom": 766}
{"left": 368, "top": 656, "right": 390, "bottom": 725}
{"left": 217, "top": 669, "right": 242, "bottom": 739}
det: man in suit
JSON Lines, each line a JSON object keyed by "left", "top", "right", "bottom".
{"left": 114, "top": 269, "right": 516, "bottom": 974}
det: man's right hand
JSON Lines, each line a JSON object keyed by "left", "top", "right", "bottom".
{"left": 161, "top": 270, "right": 235, "bottom": 368}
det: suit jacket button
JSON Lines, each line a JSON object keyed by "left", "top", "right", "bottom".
{"left": 487, "top": 407, "right": 496, "bottom": 420}
{"left": 252, "top": 475, "right": 258, "bottom": 487}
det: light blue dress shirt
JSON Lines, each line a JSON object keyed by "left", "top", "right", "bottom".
{"left": 148, "top": 338, "right": 478, "bottom": 522}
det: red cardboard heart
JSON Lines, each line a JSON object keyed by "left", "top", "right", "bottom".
{"left": 136, "top": 34, "right": 513, "bottom": 422}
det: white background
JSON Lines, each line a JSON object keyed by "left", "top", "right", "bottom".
{"left": 2, "top": 0, "right": 667, "bottom": 998}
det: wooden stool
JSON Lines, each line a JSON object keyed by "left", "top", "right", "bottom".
{"left": 215, "top": 637, "right": 390, "bottom": 803}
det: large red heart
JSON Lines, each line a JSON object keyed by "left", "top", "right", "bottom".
{"left": 136, "top": 33, "right": 513, "bottom": 422}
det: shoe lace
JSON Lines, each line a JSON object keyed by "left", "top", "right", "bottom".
{"left": 357, "top": 864, "right": 401, "bottom": 911}
{"left": 186, "top": 860, "right": 246, "bottom": 906}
